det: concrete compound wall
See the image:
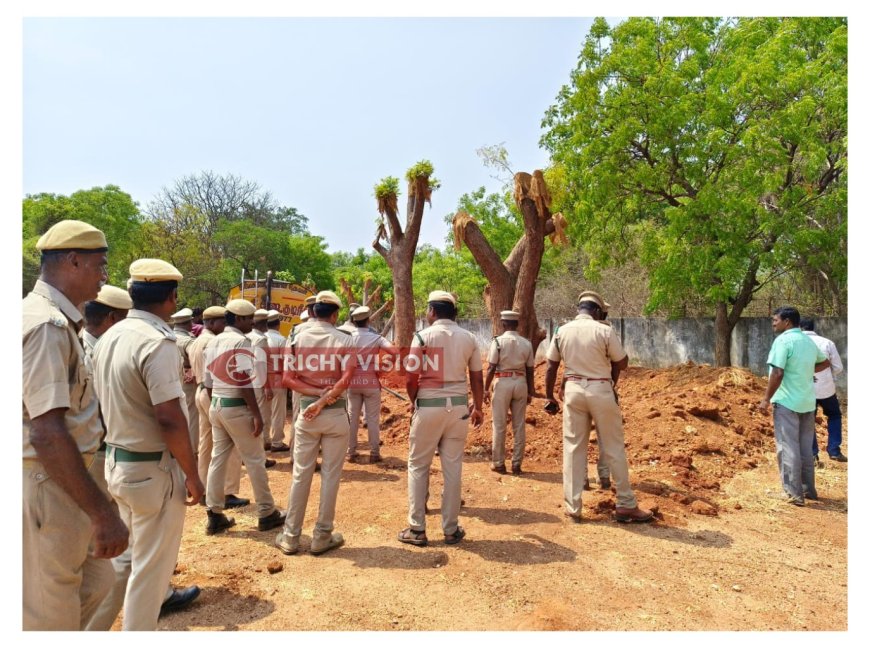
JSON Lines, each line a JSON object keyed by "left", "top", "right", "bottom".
{"left": 407, "top": 316, "right": 848, "bottom": 395}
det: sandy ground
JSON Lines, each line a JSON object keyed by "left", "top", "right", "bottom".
{"left": 134, "top": 364, "right": 847, "bottom": 631}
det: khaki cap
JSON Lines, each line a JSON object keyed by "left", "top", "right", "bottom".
{"left": 253, "top": 308, "right": 269, "bottom": 322}
{"left": 299, "top": 310, "right": 310, "bottom": 321}
{"left": 315, "top": 290, "right": 342, "bottom": 307}
{"left": 500, "top": 310, "right": 520, "bottom": 321}
{"left": 304, "top": 295, "right": 316, "bottom": 306}
{"left": 428, "top": 290, "right": 456, "bottom": 306}
{"left": 267, "top": 309, "right": 282, "bottom": 322}
{"left": 348, "top": 303, "right": 361, "bottom": 314}
{"left": 351, "top": 306, "right": 371, "bottom": 322}
{"left": 226, "top": 299, "right": 256, "bottom": 316}
{"left": 171, "top": 307, "right": 193, "bottom": 324}
{"left": 94, "top": 285, "right": 132, "bottom": 310}
{"left": 578, "top": 290, "right": 605, "bottom": 310}
{"left": 129, "top": 258, "right": 183, "bottom": 282}
{"left": 36, "top": 219, "right": 108, "bottom": 251}
{"left": 202, "top": 306, "right": 226, "bottom": 320}
{"left": 603, "top": 301, "right": 611, "bottom": 313}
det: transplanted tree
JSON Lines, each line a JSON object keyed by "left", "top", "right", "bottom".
{"left": 452, "top": 170, "right": 569, "bottom": 355}
{"left": 541, "top": 17, "right": 847, "bottom": 365}
{"left": 372, "top": 160, "right": 439, "bottom": 348}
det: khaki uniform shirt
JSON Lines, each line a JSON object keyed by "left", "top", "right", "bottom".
{"left": 487, "top": 330, "right": 534, "bottom": 372}
{"left": 92, "top": 309, "right": 185, "bottom": 452}
{"left": 546, "top": 314, "right": 626, "bottom": 379}
{"left": 81, "top": 329, "right": 100, "bottom": 374}
{"left": 290, "top": 321, "right": 356, "bottom": 389}
{"left": 189, "top": 328, "right": 216, "bottom": 386}
{"left": 205, "top": 326, "right": 255, "bottom": 398}
{"left": 22, "top": 280, "right": 102, "bottom": 459}
{"left": 410, "top": 319, "right": 482, "bottom": 398}
{"left": 350, "top": 326, "right": 394, "bottom": 388}
{"left": 336, "top": 321, "right": 355, "bottom": 335}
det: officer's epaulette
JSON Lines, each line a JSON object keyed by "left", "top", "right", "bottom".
{"left": 48, "top": 308, "right": 68, "bottom": 329}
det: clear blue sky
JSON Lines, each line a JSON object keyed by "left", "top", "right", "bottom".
{"left": 23, "top": 17, "right": 594, "bottom": 254}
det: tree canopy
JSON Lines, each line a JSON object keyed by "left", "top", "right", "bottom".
{"left": 541, "top": 16, "right": 847, "bottom": 364}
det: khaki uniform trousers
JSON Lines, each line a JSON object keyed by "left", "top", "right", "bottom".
{"left": 281, "top": 403, "right": 349, "bottom": 538}
{"left": 269, "top": 387, "right": 288, "bottom": 447}
{"left": 562, "top": 380, "right": 637, "bottom": 515}
{"left": 23, "top": 457, "right": 115, "bottom": 630}
{"left": 491, "top": 376, "right": 527, "bottom": 466}
{"left": 85, "top": 450, "right": 174, "bottom": 631}
{"left": 407, "top": 400, "right": 468, "bottom": 535}
{"left": 254, "top": 388, "right": 273, "bottom": 447}
{"left": 196, "top": 386, "right": 241, "bottom": 495}
{"left": 347, "top": 388, "right": 382, "bottom": 455}
{"left": 207, "top": 402, "right": 276, "bottom": 517}
{"left": 105, "top": 449, "right": 186, "bottom": 631}
{"left": 182, "top": 381, "right": 199, "bottom": 451}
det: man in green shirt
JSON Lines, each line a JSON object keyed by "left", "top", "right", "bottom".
{"left": 759, "top": 306, "right": 830, "bottom": 506}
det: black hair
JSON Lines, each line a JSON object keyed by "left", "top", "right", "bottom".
{"left": 578, "top": 300, "right": 602, "bottom": 314}
{"left": 225, "top": 311, "right": 238, "bottom": 327}
{"left": 429, "top": 301, "right": 456, "bottom": 320}
{"left": 314, "top": 303, "right": 339, "bottom": 319}
{"left": 130, "top": 281, "right": 177, "bottom": 309}
{"left": 267, "top": 318, "right": 281, "bottom": 329}
{"left": 799, "top": 318, "right": 815, "bottom": 331}
{"left": 192, "top": 307, "right": 203, "bottom": 317}
{"left": 501, "top": 319, "right": 519, "bottom": 330}
{"left": 84, "top": 301, "right": 114, "bottom": 327}
{"left": 773, "top": 306, "right": 800, "bottom": 327}
{"left": 353, "top": 318, "right": 370, "bottom": 327}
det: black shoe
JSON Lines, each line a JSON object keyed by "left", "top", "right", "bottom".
{"left": 257, "top": 509, "right": 286, "bottom": 531}
{"left": 829, "top": 453, "right": 848, "bottom": 462}
{"left": 314, "top": 461, "right": 322, "bottom": 472}
{"left": 270, "top": 443, "right": 291, "bottom": 452}
{"left": 511, "top": 462, "right": 523, "bottom": 475}
{"left": 159, "top": 585, "right": 201, "bottom": 617}
{"left": 265, "top": 459, "right": 277, "bottom": 468}
{"left": 491, "top": 464, "right": 507, "bottom": 474}
{"left": 224, "top": 494, "right": 250, "bottom": 509}
{"left": 600, "top": 477, "right": 612, "bottom": 490}
{"left": 206, "top": 510, "right": 236, "bottom": 535}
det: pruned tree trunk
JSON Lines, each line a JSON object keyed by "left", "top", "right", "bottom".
{"left": 454, "top": 170, "right": 565, "bottom": 356}
{"left": 373, "top": 168, "right": 435, "bottom": 349}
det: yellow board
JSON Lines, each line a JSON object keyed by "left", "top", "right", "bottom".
{"left": 227, "top": 280, "right": 313, "bottom": 338}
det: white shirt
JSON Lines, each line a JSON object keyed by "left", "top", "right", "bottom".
{"left": 803, "top": 330, "right": 843, "bottom": 399}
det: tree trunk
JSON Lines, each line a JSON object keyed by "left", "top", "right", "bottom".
{"left": 454, "top": 170, "right": 563, "bottom": 357}
{"left": 714, "top": 301, "right": 732, "bottom": 367}
{"left": 390, "top": 254, "right": 416, "bottom": 349}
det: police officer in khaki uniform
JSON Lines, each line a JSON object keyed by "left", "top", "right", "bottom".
{"left": 188, "top": 306, "right": 247, "bottom": 509}
{"left": 81, "top": 285, "right": 132, "bottom": 360}
{"left": 23, "top": 220, "right": 129, "bottom": 630}
{"left": 92, "top": 258, "right": 204, "bottom": 631}
{"left": 203, "top": 299, "right": 285, "bottom": 535}
{"left": 265, "top": 309, "right": 291, "bottom": 452}
{"left": 347, "top": 306, "right": 399, "bottom": 463}
{"left": 483, "top": 310, "right": 535, "bottom": 475}
{"left": 545, "top": 290, "right": 653, "bottom": 524}
{"left": 275, "top": 291, "right": 356, "bottom": 556}
{"left": 285, "top": 296, "right": 317, "bottom": 456}
{"left": 248, "top": 308, "right": 275, "bottom": 450}
{"left": 171, "top": 307, "right": 200, "bottom": 451}
{"left": 336, "top": 302, "right": 360, "bottom": 334}
{"left": 397, "top": 291, "right": 484, "bottom": 547}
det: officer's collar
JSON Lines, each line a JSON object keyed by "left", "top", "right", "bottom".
{"left": 433, "top": 318, "right": 457, "bottom": 326}
{"left": 128, "top": 309, "right": 173, "bottom": 333}
{"left": 32, "top": 279, "right": 83, "bottom": 325}
{"left": 223, "top": 325, "right": 244, "bottom": 336}
{"left": 574, "top": 313, "right": 595, "bottom": 321}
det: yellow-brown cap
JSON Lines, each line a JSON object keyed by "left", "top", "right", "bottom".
{"left": 170, "top": 307, "right": 193, "bottom": 324}
{"left": 36, "top": 219, "right": 108, "bottom": 251}
{"left": 500, "top": 310, "right": 520, "bottom": 321}
{"left": 129, "top": 259, "right": 183, "bottom": 282}
{"left": 202, "top": 306, "right": 226, "bottom": 320}
{"left": 253, "top": 308, "right": 269, "bottom": 322}
{"left": 578, "top": 290, "right": 605, "bottom": 310}
{"left": 225, "top": 299, "right": 256, "bottom": 316}
{"left": 350, "top": 306, "right": 371, "bottom": 322}
{"left": 304, "top": 295, "right": 316, "bottom": 306}
{"left": 427, "top": 290, "right": 456, "bottom": 306}
{"left": 315, "top": 290, "right": 342, "bottom": 307}
{"left": 94, "top": 285, "right": 132, "bottom": 310}
{"left": 267, "top": 309, "right": 281, "bottom": 322}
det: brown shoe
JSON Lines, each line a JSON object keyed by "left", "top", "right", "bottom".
{"left": 614, "top": 506, "right": 654, "bottom": 523}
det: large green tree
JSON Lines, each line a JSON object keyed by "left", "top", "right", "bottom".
{"left": 542, "top": 17, "right": 847, "bottom": 365}
{"left": 22, "top": 185, "right": 143, "bottom": 294}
